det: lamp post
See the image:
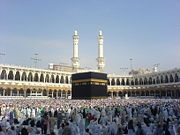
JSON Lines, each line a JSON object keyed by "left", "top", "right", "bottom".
{"left": 31, "top": 53, "right": 41, "bottom": 68}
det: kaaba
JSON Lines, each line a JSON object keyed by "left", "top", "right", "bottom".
{"left": 72, "top": 72, "right": 108, "bottom": 99}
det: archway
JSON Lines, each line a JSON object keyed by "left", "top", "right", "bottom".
{"left": 144, "top": 78, "right": 148, "bottom": 85}
{"left": 170, "top": 74, "right": 174, "bottom": 83}
{"left": 40, "top": 74, "right": 44, "bottom": 82}
{"left": 156, "top": 76, "right": 160, "bottom": 84}
{"left": 34, "top": 73, "right": 39, "bottom": 82}
{"left": 28, "top": 73, "right": 33, "bottom": 82}
{"left": 116, "top": 79, "right": 120, "bottom": 85}
{"left": 139, "top": 78, "right": 143, "bottom": 85}
{"left": 43, "top": 90, "right": 47, "bottom": 96}
{"left": 175, "top": 74, "right": 179, "bottom": 82}
{"left": 56, "top": 75, "right": 59, "bottom": 83}
{"left": 51, "top": 75, "right": 55, "bottom": 83}
{"left": 26, "top": 89, "right": 31, "bottom": 96}
{"left": 165, "top": 75, "right": 169, "bottom": 83}
{"left": 1, "top": 70, "right": 7, "bottom": 79}
{"left": 45, "top": 74, "right": 50, "bottom": 83}
{"left": 149, "top": 77, "right": 152, "bottom": 85}
{"left": 22, "top": 72, "right": 27, "bottom": 81}
{"left": 121, "top": 79, "right": 125, "bottom": 85}
{"left": 135, "top": 78, "right": 138, "bottom": 85}
{"left": 111, "top": 79, "right": 115, "bottom": 85}
{"left": 8, "top": 71, "right": 14, "bottom": 80}
{"left": 131, "top": 80, "right": 134, "bottom": 85}
{"left": 60, "top": 76, "right": 64, "bottom": 83}
{"left": 15, "top": 71, "right": 20, "bottom": 81}
{"left": 65, "top": 76, "right": 69, "bottom": 84}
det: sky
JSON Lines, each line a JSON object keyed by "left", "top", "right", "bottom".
{"left": 0, "top": 0, "right": 180, "bottom": 75}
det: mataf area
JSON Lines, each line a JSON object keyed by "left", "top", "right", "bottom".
{"left": 0, "top": 31, "right": 179, "bottom": 135}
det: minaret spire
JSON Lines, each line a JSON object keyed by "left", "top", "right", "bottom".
{"left": 71, "top": 30, "right": 80, "bottom": 71}
{"left": 97, "top": 30, "right": 105, "bottom": 72}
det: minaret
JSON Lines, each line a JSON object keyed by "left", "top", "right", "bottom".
{"left": 96, "top": 30, "right": 105, "bottom": 72}
{"left": 71, "top": 30, "right": 80, "bottom": 71}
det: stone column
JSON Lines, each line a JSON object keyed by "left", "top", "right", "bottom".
{"left": 17, "top": 90, "right": 19, "bottom": 96}
{"left": 52, "top": 91, "right": 54, "bottom": 98}
{"left": 111, "top": 92, "right": 113, "bottom": 98}
{"left": 46, "top": 90, "right": 49, "bottom": 97}
{"left": 24, "top": 90, "right": 27, "bottom": 97}
{"left": 3, "top": 89, "right": 5, "bottom": 96}
{"left": 56, "top": 91, "right": 58, "bottom": 99}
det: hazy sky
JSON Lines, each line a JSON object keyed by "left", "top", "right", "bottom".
{"left": 0, "top": 0, "right": 180, "bottom": 74}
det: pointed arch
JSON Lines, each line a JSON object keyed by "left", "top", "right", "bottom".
{"left": 169, "top": 74, "right": 174, "bottom": 83}
{"left": 28, "top": 72, "right": 33, "bottom": 82}
{"left": 40, "top": 74, "right": 44, "bottom": 82}
{"left": 153, "top": 78, "right": 156, "bottom": 84}
{"left": 15, "top": 71, "right": 20, "bottom": 80}
{"left": 139, "top": 78, "right": 143, "bottom": 85}
{"left": 144, "top": 77, "right": 148, "bottom": 85}
{"left": 156, "top": 76, "right": 160, "bottom": 84}
{"left": 116, "top": 79, "right": 120, "bottom": 85}
{"left": 111, "top": 78, "right": 115, "bottom": 85}
{"left": 56, "top": 75, "right": 59, "bottom": 83}
{"left": 22, "top": 72, "right": 27, "bottom": 81}
{"left": 149, "top": 77, "right": 152, "bottom": 85}
{"left": 8, "top": 71, "right": 14, "bottom": 80}
{"left": 34, "top": 73, "right": 39, "bottom": 82}
{"left": 45, "top": 74, "right": 50, "bottom": 82}
{"left": 165, "top": 75, "right": 169, "bottom": 83}
{"left": 175, "top": 73, "right": 179, "bottom": 82}
{"left": 65, "top": 76, "right": 69, "bottom": 84}
{"left": 60, "top": 76, "right": 64, "bottom": 83}
{"left": 1, "top": 70, "right": 7, "bottom": 79}
{"left": 135, "top": 78, "right": 138, "bottom": 85}
{"left": 131, "top": 80, "right": 134, "bottom": 85}
{"left": 51, "top": 74, "right": 55, "bottom": 83}
{"left": 121, "top": 78, "right": 125, "bottom": 85}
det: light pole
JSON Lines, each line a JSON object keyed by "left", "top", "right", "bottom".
{"left": 31, "top": 53, "right": 41, "bottom": 68}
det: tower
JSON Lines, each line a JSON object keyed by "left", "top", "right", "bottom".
{"left": 97, "top": 30, "right": 105, "bottom": 72}
{"left": 71, "top": 30, "right": 80, "bottom": 71}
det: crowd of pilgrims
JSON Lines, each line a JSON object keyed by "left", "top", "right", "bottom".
{"left": 0, "top": 98, "right": 179, "bottom": 135}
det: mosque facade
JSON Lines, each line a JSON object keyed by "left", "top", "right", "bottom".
{"left": 0, "top": 31, "right": 180, "bottom": 98}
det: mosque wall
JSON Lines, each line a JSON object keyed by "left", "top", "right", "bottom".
{"left": 0, "top": 64, "right": 180, "bottom": 98}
